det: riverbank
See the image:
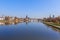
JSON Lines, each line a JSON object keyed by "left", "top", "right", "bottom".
{"left": 43, "top": 21, "right": 60, "bottom": 29}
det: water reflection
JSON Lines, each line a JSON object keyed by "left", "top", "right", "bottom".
{"left": 0, "top": 22, "right": 17, "bottom": 25}
{"left": 0, "top": 22, "right": 60, "bottom": 40}
{"left": 0, "top": 21, "right": 30, "bottom": 25}
{"left": 45, "top": 24, "right": 60, "bottom": 33}
{"left": 49, "top": 26, "right": 60, "bottom": 32}
{"left": 0, "top": 21, "right": 60, "bottom": 33}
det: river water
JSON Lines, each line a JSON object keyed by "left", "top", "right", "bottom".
{"left": 0, "top": 22, "right": 60, "bottom": 40}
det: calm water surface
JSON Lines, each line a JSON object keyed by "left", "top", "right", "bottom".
{"left": 0, "top": 22, "right": 60, "bottom": 40}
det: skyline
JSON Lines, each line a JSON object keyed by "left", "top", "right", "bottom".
{"left": 0, "top": 0, "right": 60, "bottom": 18}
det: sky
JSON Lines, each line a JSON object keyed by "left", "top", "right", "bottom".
{"left": 0, "top": 0, "right": 60, "bottom": 18}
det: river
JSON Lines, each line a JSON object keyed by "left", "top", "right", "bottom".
{"left": 0, "top": 22, "right": 60, "bottom": 40}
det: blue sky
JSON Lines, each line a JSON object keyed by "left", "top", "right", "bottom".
{"left": 0, "top": 0, "right": 60, "bottom": 18}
